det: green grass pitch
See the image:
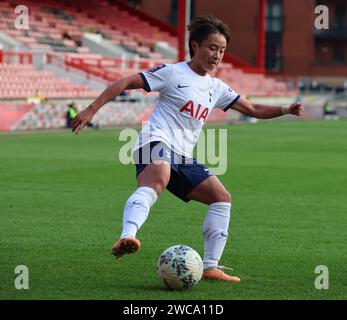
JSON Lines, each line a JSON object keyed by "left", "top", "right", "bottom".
{"left": 0, "top": 119, "right": 346, "bottom": 300}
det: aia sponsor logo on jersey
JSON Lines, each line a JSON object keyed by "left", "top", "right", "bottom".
{"left": 179, "top": 100, "right": 209, "bottom": 122}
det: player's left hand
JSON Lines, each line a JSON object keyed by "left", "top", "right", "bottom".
{"left": 288, "top": 102, "right": 304, "bottom": 116}
{"left": 72, "top": 105, "right": 95, "bottom": 134}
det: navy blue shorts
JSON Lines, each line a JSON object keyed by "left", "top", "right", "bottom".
{"left": 134, "top": 141, "right": 213, "bottom": 202}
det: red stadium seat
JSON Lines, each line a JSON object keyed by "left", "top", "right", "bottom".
{"left": 0, "top": 61, "right": 100, "bottom": 99}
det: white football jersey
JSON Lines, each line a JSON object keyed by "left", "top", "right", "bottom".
{"left": 135, "top": 61, "right": 240, "bottom": 158}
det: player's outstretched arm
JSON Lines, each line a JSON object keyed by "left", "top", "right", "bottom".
{"left": 232, "top": 97, "right": 304, "bottom": 119}
{"left": 72, "top": 74, "right": 145, "bottom": 134}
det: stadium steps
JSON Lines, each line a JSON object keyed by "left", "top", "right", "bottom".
{"left": 0, "top": 0, "right": 296, "bottom": 97}
{"left": 0, "top": 1, "right": 87, "bottom": 54}
{"left": 44, "top": 60, "right": 107, "bottom": 92}
{"left": 81, "top": 32, "right": 136, "bottom": 59}
{"left": 0, "top": 62, "right": 100, "bottom": 99}
{"left": 1, "top": 0, "right": 161, "bottom": 59}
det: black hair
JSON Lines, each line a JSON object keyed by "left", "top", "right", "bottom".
{"left": 188, "top": 15, "right": 231, "bottom": 58}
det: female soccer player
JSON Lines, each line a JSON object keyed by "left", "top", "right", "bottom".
{"left": 72, "top": 15, "right": 304, "bottom": 283}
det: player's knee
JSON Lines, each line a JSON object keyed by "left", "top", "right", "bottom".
{"left": 217, "top": 190, "right": 232, "bottom": 203}
{"left": 224, "top": 191, "right": 232, "bottom": 203}
{"left": 152, "top": 183, "right": 165, "bottom": 195}
{"left": 147, "top": 177, "right": 168, "bottom": 195}
{"left": 201, "top": 189, "right": 231, "bottom": 205}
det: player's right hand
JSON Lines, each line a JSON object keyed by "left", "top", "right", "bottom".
{"left": 72, "top": 106, "right": 95, "bottom": 134}
{"left": 288, "top": 102, "right": 304, "bottom": 117}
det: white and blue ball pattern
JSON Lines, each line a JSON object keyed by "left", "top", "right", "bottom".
{"left": 157, "top": 245, "right": 203, "bottom": 290}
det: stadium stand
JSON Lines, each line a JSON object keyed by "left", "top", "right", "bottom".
{"left": 0, "top": 102, "right": 34, "bottom": 130}
{"left": 0, "top": 52, "right": 100, "bottom": 99}
{"left": 0, "top": 99, "right": 159, "bottom": 131}
{"left": 0, "top": 0, "right": 172, "bottom": 57}
{"left": 47, "top": 51, "right": 172, "bottom": 83}
{"left": 46, "top": 52, "right": 294, "bottom": 97}
{"left": 1, "top": 0, "right": 296, "bottom": 96}
{"left": 0, "top": 0, "right": 299, "bottom": 131}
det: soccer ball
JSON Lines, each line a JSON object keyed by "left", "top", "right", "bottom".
{"left": 157, "top": 245, "right": 203, "bottom": 290}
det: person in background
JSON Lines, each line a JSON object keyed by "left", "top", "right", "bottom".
{"left": 27, "top": 90, "right": 46, "bottom": 104}
{"left": 323, "top": 100, "right": 339, "bottom": 120}
{"left": 66, "top": 102, "right": 78, "bottom": 128}
{"left": 67, "top": 102, "right": 99, "bottom": 129}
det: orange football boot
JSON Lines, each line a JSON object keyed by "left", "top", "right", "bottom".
{"left": 111, "top": 237, "right": 141, "bottom": 259}
{"left": 203, "top": 266, "right": 241, "bottom": 282}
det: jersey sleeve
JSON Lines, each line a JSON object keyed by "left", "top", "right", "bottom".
{"left": 139, "top": 64, "right": 173, "bottom": 92}
{"left": 215, "top": 80, "right": 240, "bottom": 112}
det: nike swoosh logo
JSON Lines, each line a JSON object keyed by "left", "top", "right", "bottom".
{"left": 178, "top": 84, "right": 190, "bottom": 88}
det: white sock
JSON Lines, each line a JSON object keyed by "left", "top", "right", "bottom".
{"left": 202, "top": 202, "right": 231, "bottom": 270}
{"left": 120, "top": 186, "right": 158, "bottom": 239}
